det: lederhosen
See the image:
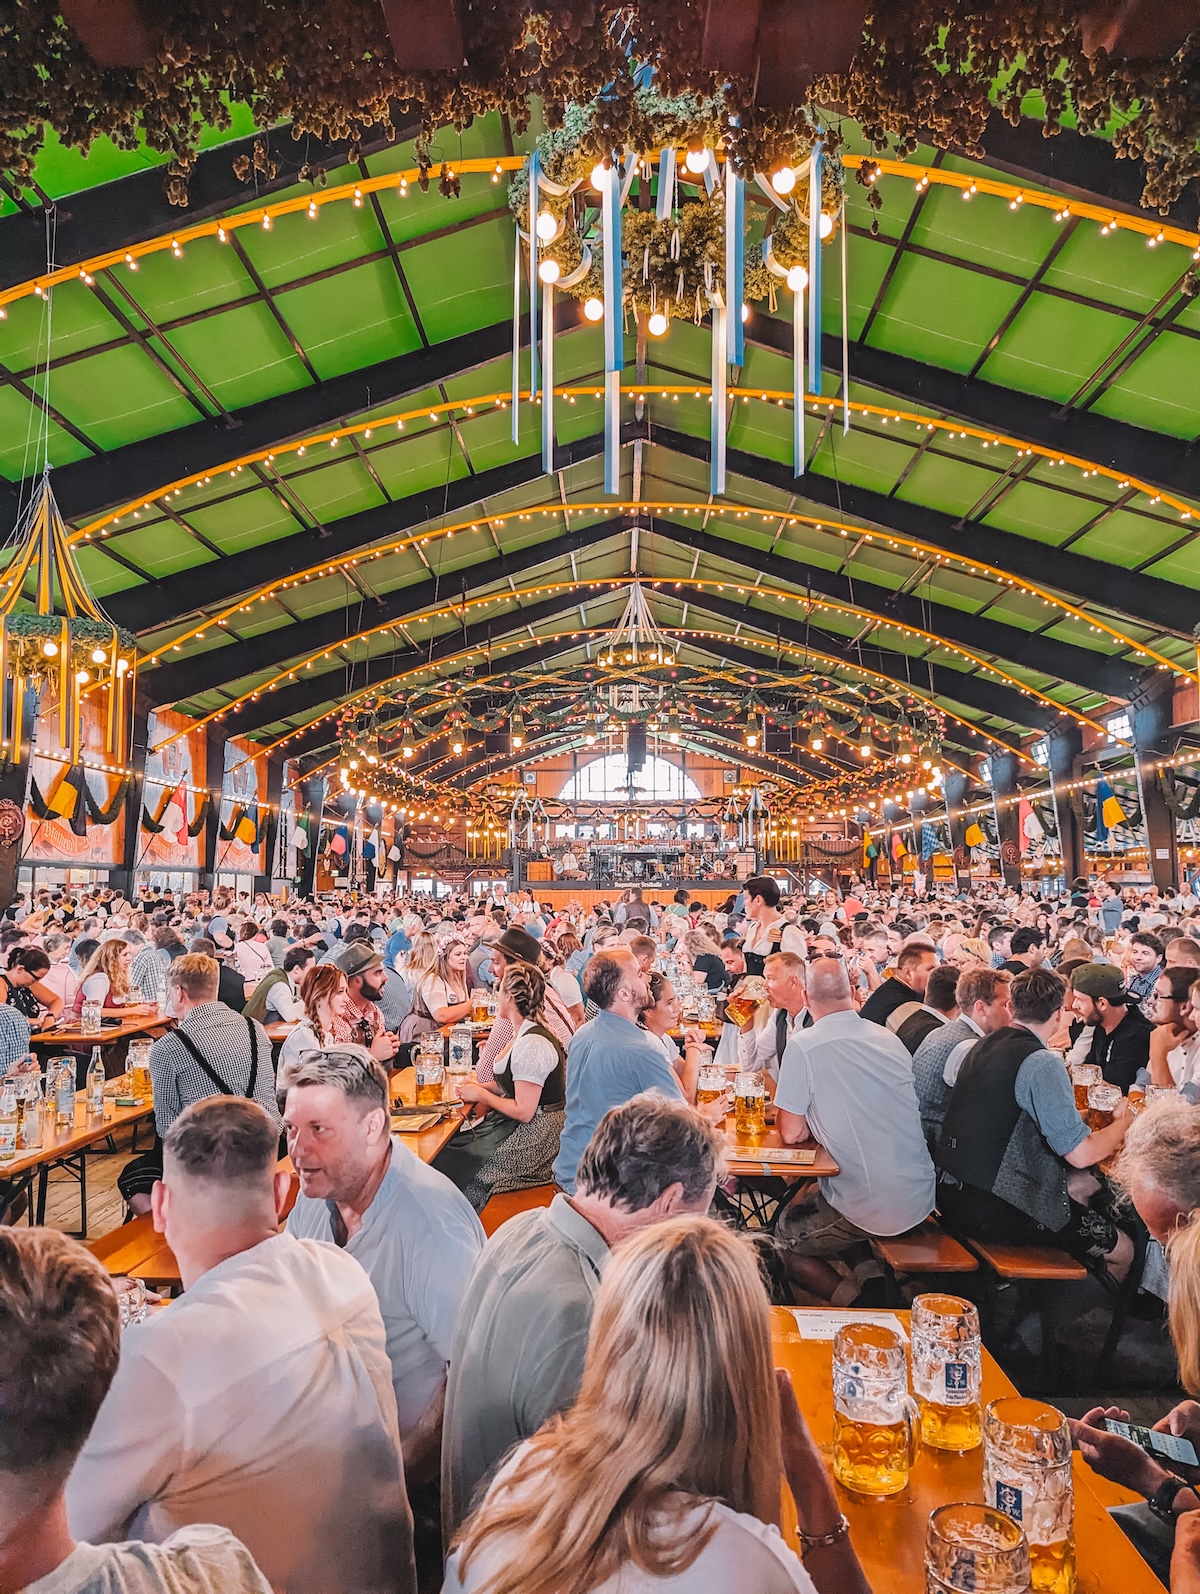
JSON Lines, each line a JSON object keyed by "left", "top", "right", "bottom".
{"left": 173, "top": 1015, "right": 261, "bottom": 1104}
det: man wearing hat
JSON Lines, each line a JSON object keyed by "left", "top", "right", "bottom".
{"left": 473, "top": 927, "right": 576, "bottom": 1085}
{"left": 1069, "top": 962, "right": 1151, "bottom": 1093}
{"left": 330, "top": 941, "right": 399, "bottom": 1062}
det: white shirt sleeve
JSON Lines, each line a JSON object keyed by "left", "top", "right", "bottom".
{"left": 780, "top": 924, "right": 808, "bottom": 958}
{"left": 66, "top": 1340, "right": 187, "bottom": 1543}
{"left": 737, "top": 1012, "right": 782, "bottom": 1076}
{"left": 943, "top": 1036, "right": 977, "bottom": 1088}
{"left": 508, "top": 1028, "right": 562, "bottom": 1086}
{"left": 266, "top": 981, "right": 305, "bottom": 1023}
{"left": 549, "top": 967, "right": 582, "bottom": 1008}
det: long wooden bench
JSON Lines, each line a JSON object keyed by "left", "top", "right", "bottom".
{"left": 480, "top": 1183, "right": 556, "bottom": 1237}
{"left": 872, "top": 1220, "right": 979, "bottom": 1277}
{"left": 965, "top": 1240, "right": 1087, "bottom": 1282}
{"left": 88, "top": 1213, "right": 181, "bottom": 1292}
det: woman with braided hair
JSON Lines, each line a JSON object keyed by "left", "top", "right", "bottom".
{"left": 433, "top": 962, "right": 565, "bottom": 1211}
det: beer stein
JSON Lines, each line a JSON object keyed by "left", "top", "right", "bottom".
{"left": 81, "top": 999, "right": 103, "bottom": 1036}
{"left": 926, "top": 1503, "right": 1032, "bottom": 1594}
{"left": 912, "top": 1293, "right": 983, "bottom": 1452}
{"left": 1068, "top": 1063, "right": 1100, "bottom": 1114}
{"left": 127, "top": 1039, "right": 153, "bottom": 1103}
{"left": 414, "top": 1042, "right": 445, "bottom": 1107}
{"left": 1086, "top": 1082, "right": 1121, "bottom": 1130}
{"left": 984, "top": 1398, "right": 1074, "bottom": 1594}
{"left": 696, "top": 1062, "right": 725, "bottom": 1107}
{"left": 724, "top": 976, "right": 768, "bottom": 1028}
{"left": 832, "top": 1321, "right": 920, "bottom": 1496}
{"left": 733, "top": 1070, "right": 767, "bottom": 1136}
{"left": 470, "top": 989, "right": 490, "bottom": 1024}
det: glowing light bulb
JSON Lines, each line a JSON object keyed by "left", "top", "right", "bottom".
{"left": 590, "top": 162, "right": 608, "bottom": 191}
{"left": 740, "top": 303, "right": 750, "bottom": 323}
{"left": 76, "top": 669, "right": 90, "bottom": 684}
{"left": 583, "top": 296, "right": 604, "bottom": 321}
{"left": 537, "top": 257, "right": 560, "bottom": 284}
{"left": 116, "top": 658, "right": 129, "bottom": 675}
{"left": 771, "top": 166, "right": 796, "bottom": 195}
{"left": 685, "top": 146, "right": 709, "bottom": 175}
{"left": 786, "top": 265, "right": 808, "bottom": 292}
{"left": 91, "top": 647, "right": 106, "bottom": 664}
{"left": 42, "top": 641, "right": 57, "bottom": 658}
{"left": 535, "top": 209, "right": 558, "bottom": 243}
{"left": 647, "top": 310, "right": 668, "bottom": 337}
{"left": 819, "top": 211, "right": 834, "bottom": 239}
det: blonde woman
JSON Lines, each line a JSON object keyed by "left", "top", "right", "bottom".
{"left": 446, "top": 1215, "right": 868, "bottom": 1594}
{"left": 1071, "top": 1099, "right": 1200, "bottom": 1573}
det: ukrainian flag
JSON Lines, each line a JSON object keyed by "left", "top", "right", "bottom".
{"left": 1096, "top": 778, "right": 1127, "bottom": 835}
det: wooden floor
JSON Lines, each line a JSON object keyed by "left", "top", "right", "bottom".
{"left": 38, "top": 1124, "right": 138, "bottom": 1239}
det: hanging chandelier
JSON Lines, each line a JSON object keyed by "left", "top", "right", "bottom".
{"left": 0, "top": 474, "right": 137, "bottom": 762}
{"left": 595, "top": 579, "right": 679, "bottom": 667}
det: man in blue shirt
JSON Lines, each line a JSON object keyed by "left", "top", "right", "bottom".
{"left": 552, "top": 949, "right": 684, "bottom": 1192}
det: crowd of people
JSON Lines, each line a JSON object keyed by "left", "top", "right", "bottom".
{"left": 4, "top": 868, "right": 1200, "bottom": 1591}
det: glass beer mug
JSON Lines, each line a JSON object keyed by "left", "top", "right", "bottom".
{"left": 832, "top": 1321, "right": 920, "bottom": 1497}
{"left": 984, "top": 1398, "right": 1074, "bottom": 1594}
{"left": 724, "top": 976, "right": 768, "bottom": 1028}
{"left": 733, "top": 1070, "right": 767, "bottom": 1136}
{"left": 926, "top": 1503, "right": 1031, "bottom": 1594}
{"left": 1068, "top": 1063, "right": 1100, "bottom": 1115}
{"left": 414, "top": 1041, "right": 445, "bottom": 1107}
{"left": 127, "top": 1039, "right": 153, "bottom": 1103}
{"left": 696, "top": 1062, "right": 725, "bottom": 1107}
{"left": 1086, "top": 1081, "right": 1121, "bottom": 1130}
{"left": 911, "top": 1293, "right": 983, "bottom": 1452}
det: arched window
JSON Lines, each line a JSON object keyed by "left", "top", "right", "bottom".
{"left": 559, "top": 754, "right": 700, "bottom": 802}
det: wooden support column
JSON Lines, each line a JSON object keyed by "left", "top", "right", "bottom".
{"left": 943, "top": 772, "right": 972, "bottom": 893}
{"left": 1134, "top": 690, "right": 1180, "bottom": 892}
{"left": 200, "top": 723, "right": 224, "bottom": 894}
{"left": 1047, "top": 724, "right": 1085, "bottom": 893}
{"left": 1, "top": 684, "right": 39, "bottom": 911}
{"left": 990, "top": 751, "right": 1023, "bottom": 889}
{"left": 256, "top": 752, "right": 284, "bottom": 894}
{"left": 110, "top": 689, "right": 154, "bottom": 900}
{"left": 297, "top": 776, "right": 325, "bottom": 898}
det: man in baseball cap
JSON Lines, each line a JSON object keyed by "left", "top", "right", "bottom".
{"left": 1069, "top": 961, "right": 1150, "bottom": 1092}
{"left": 329, "top": 941, "right": 398, "bottom": 1062}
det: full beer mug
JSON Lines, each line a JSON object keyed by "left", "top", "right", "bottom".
{"left": 724, "top": 976, "right": 768, "bottom": 1028}
{"left": 1068, "top": 1063, "right": 1100, "bottom": 1114}
{"left": 912, "top": 1293, "right": 983, "bottom": 1452}
{"left": 832, "top": 1321, "right": 920, "bottom": 1496}
{"left": 414, "top": 1040, "right": 445, "bottom": 1107}
{"left": 926, "top": 1503, "right": 1031, "bottom": 1594}
{"left": 733, "top": 1070, "right": 767, "bottom": 1136}
{"left": 696, "top": 1063, "right": 725, "bottom": 1107}
{"left": 984, "top": 1398, "right": 1074, "bottom": 1594}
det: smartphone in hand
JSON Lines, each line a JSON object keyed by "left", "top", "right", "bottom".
{"left": 1103, "top": 1419, "right": 1200, "bottom": 1471}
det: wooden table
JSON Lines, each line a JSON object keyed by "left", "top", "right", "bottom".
{"left": 6, "top": 1092, "right": 154, "bottom": 1235}
{"left": 88, "top": 1067, "right": 464, "bottom": 1291}
{"left": 722, "top": 1115, "right": 840, "bottom": 1179}
{"left": 31, "top": 1012, "right": 168, "bottom": 1048}
{"left": 773, "top": 1307, "right": 1160, "bottom": 1593}
{"left": 263, "top": 1020, "right": 296, "bottom": 1046}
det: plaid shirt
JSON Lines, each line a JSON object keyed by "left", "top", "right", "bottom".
{"left": 149, "top": 1001, "right": 280, "bottom": 1136}
{"left": 1126, "top": 961, "right": 1164, "bottom": 1021}
{"left": 0, "top": 1003, "right": 31, "bottom": 1073}
{"left": 130, "top": 945, "right": 168, "bottom": 1004}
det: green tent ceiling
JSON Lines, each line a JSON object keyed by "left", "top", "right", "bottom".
{"left": 2, "top": 103, "right": 1198, "bottom": 785}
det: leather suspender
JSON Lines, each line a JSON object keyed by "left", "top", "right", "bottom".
{"left": 173, "top": 1016, "right": 259, "bottom": 1101}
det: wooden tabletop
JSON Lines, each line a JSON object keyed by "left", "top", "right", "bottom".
{"left": 722, "top": 1115, "right": 840, "bottom": 1178}
{"left": 88, "top": 1066, "right": 463, "bottom": 1290}
{"left": 5, "top": 1093, "right": 153, "bottom": 1179}
{"left": 772, "top": 1307, "right": 1160, "bottom": 1593}
{"left": 263, "top": 1020, "right": 296, "bottom": 1045}
{"left": 31, "top": 1011, "right": 168, "bottom": 1047}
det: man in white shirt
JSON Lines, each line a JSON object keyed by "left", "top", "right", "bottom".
{"left": 775, "top": 957, "right": 936, "bottom": 1301}
{"left": 736, "top": 950, "right": 810, "bottom": 1080}
{"left": 66, "top": 1098, "right": 415, "bottom": 1594}
{"left": 281, "top": 1047, "right": 484, "bottom": 1483}
{"left": 0, "top": 1227, "right": 274, "bottom": 1594}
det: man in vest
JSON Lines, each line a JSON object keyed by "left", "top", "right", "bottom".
{"left": 912, "top": 967, "right": 1012, "bottom": 1146}
{"left": 243, "top": 945, "right": 313, "bottom": 1024}
{"left": 859, "top": 940, "right": 938, "bottom": 1028}
{"left": 936, "top": 968, "right": 1134, "bottom": 1272}
{"left": 735, "top": 951, "right": 812, "bottom": 1081}
{"left": 892, "top": 963, "right": 960, "bottom": 1055}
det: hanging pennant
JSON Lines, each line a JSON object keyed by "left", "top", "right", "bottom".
{"left": 655, "top": 146, "right": 676, "bottom": 222}
{"left": 528, "top": 149, "right": 541, "bottom": 403}
{"left": 807, "top": 139, "right": 824, "bottom": 389}
{"left": 840, "top": 201, "right": 850, "bottom": 435}
{"left": 709, "top": 298, "right": 727, "bottom": 496}
{"left": 761, "top": 231, "right": 806, "bottom": 478}
{"left": 541, "top": 244, "right": 592, "bottom": 474}
{"left": 725, "top": 167, "right": 744, "bottom": 367}
{"left": 511, "top": 222, "right": 522, "bottom": 445}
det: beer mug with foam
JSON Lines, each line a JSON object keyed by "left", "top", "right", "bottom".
{"left": 912, "top": 1293, "right": 983, "bottom": 1452}
{"left": 832, "top": 1321, "right": 920, "bottom": 1496}
{"left": 984, "top": 1398, "right": 1074, "bottom": 1594}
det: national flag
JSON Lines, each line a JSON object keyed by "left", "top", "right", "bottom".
{"left": 46, "top": 765, "right": 82, "bottom": 820}
{"left": 921, "top": 824, "right": 938, "bottom": 861}
{"left": 1097, "top": 778, "right": 1127, "bottom": 836}
{"left": 234, "top": 812, "right": 257, "bottom": 846}
{"left": 862, "top": 828, "right": 879, "bottom": 868}
{"left": 964, "top": 821, "right": 985, "bottom": 848}
{"left": 161, "top": 785, "right": 188, "bottom": 846}
{"left": 891, "top": 831, "right": 908, "bottom": 861}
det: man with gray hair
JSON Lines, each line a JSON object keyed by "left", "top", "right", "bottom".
{"left": 441, "top": 1093, "right": 724, "bottom": 1540}
{"left": 775, "top": 956, "right": 936, "bottom": 1302}
{"left": 281, "top": 1046, "right": 483, "bottom": 1485}
{"left": 67, "top": 1096, "right": 416, "bottom": 1594}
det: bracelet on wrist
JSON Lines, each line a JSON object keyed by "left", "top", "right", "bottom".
{"left": 798, "top": 1513, "right": 851, "bottom": 1550}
